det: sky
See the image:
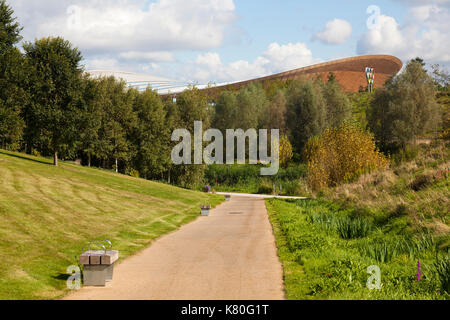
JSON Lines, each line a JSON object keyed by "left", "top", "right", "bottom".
{"left": 7, "top": 0, "right": 450, "bottom": 84}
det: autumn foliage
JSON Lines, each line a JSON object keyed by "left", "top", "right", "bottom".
{"left": 304, "top": 123, "right": 389, "bottom": 190}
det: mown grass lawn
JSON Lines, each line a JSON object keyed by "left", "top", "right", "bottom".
{"left": 0, "top": 150, "right": 223, "bottom": 300}
{"left": 266, "top": 198, "right": 449, "bottom": 300}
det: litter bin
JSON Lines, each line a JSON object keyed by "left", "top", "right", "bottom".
{"left": 80, "top": 240, "right": 119, "bottom": 286}
{"left": 200, "top": 205, "right": 211, "bottom": 216}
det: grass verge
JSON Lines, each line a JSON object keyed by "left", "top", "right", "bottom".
{"left": 266, "top": 198, "right": 449, "bottom": 300}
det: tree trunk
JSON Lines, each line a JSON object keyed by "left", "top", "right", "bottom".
{"left": 53, "top": 151, "right": 58, "bottom": 166}
{"left": 88, "top": 154, "right": 91, "bottom": 167}
{"left": 168, "top": 168, "right": 171, "bottom": 184}
{"left": 115, "top": 158, "right": 118, "bottom": 173}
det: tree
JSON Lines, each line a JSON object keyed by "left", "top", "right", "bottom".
{"left": 95, "top": 77, "right": 137, "bottom": 172}
{"left": 0, "top": 0, "right": 27, "bottom": 150}
{"left": 368, "top": 59, "right": 441, "bottom": 148}
{"left": 322, "top": 77, "right": 352, "bottom": 128}
{"left": 79, "top": 75, "right": 102, "bottom": 167}
{"left": 132, "top": 88, "right": 170, "bottom": 179}
{"left": 213, "top": 90, "right": 237, "bottom": 132}
{"left": 263, "top": 89, "right": 287, "bottom": 133}
{"left": 171, "top": 87, "right": 210, "bottom": 188}
{"left": 24, "top": 37, "right": 84, "bottom": 165}
{"left": 286, "top": 79, "right": 327, "bottom": 154}
{"left": 0, "top": 0, "right": 21, "bottom": 49}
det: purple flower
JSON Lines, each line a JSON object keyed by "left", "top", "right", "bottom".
{"left": 416, "top": 260, "right": 422, "bottom": 281}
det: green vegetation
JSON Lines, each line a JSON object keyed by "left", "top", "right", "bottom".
{"left": 204, "top": 163, "right": 308, "bottom": 196}
{"left": 266, "top": 198, "right": 449, "bottom": 300}
{"left": 0, "top": 150, "right": 222, "bottom": 299}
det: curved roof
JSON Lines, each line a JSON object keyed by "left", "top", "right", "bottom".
{"left": 201, "top": 54, "right": 403, "bottom": 95}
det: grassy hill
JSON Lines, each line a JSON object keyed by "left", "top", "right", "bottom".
{"left": 0, "top": 150, "right": 222, "bottom": 300}
{"left": 266, "top": 141, "right": 449, "bottom": 299}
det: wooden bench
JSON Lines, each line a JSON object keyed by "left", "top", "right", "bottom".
{"left": 80, "top": 240, "right": 119, "bottom": 286}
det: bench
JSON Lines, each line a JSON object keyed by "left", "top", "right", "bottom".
{"left": 80, "top": 240, "right": 119, "bottom": 286}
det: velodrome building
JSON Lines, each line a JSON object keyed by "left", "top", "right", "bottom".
{"left": 88, "top": 54, "right": 403, "bottom": 97}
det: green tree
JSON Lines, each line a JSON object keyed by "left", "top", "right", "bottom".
{"left": 213, "top": 90, "right": 237, "bottom": 132}
{"left": 263, "top": 89, "right": 287, "bottom": 133}
{"left": 286, "top": 79, "right": 327, "bottom": 154}
{"left": 368, "top": 59, "right": 441, "bottom": 148}
{"left": 0, "top": 0, "right": 27, "bottom": 150}
{"left": 171, "top": 87, "right": 210, "bottom": 188}
{"left": 235, "top": 83, "right": 267, "bottom": 130}
{"left": 24, "top": 37, "right": 84, "bottom": 165}
{"left": 132, "top": 88, "right": 170, "bottom": 179}
{"left": 79, "top": 75, "right": 102, "bottom": 167}
{"left": 95, "top": 77, "right": 137, "bottom": 172}
{"left": 322, "top": 76, "right": 352, "bottom": 128}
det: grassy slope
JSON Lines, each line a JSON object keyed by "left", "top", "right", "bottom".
{"left": 0, "top": 150, "right": 222, "bottom": 300}
{"left": 266, "top": 142, "right": 449, "bottom": 300}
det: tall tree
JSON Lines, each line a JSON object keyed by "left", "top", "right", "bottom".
{"left": 286, "top": 79, "right": 327, "bottom": 154}
{"left": 171, "top": 87, "right": 210, "bottom": 188}
{"left": 262, "top": 89, "right": 287, "bottom": 133}
{"left": 235, "top": 83, "right": 267, "bottom": 130}
{"left": 213, "top": 91, "right": 237, "bottom": 132}
{"left": 95, "top": 77, "right": 137, "bottom": 173}
{"left": 79, "top": 75, "right": 102, "bottom": 167}
{"left": 368, "top": 59, "right": 441, "bottom": 147}
{"left": 0, "top": 0, "right": 27, "bottom": 150}
{"left": 132, "top": 88, "right": 170, "bottom": 179}
{"left": 24, "top": 37, "right": 84, "bottom": 165}
{"left": 322, "top": 76, "right": 352, "bottom": 128}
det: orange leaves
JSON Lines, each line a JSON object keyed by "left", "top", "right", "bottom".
{"left": 304, "top": 123, "right": 389, "bottom": 190}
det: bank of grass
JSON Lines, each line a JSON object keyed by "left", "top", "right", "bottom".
{"left": 0, "top": 149, "right": 223, "bottom": 300}
{"left": 266, "top": 198, "right": 449, "bottom": 300}
{"left": 326, "top": 141, "right": 449, "bottom": 235}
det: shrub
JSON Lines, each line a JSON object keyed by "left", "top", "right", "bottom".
{"left": 31, "top": 148, "right": 41, "bottom": 157}
{"left": 125, "top": 168, "right": 140, "bottom": 178}
{"left": 409, "top": 173, "right": 434, "bottom": 191}
{"left": 304, "top": 123, "right": 388, "bottom": 190}
{"left": 279, "top": 135, "right": 293, "bottom": 168}
{"left": 257, "top": 181, "right": 273, "bottom": 194}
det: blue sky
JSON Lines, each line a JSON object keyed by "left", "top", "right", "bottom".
{"left": 8, "top": 0, "right": 450, "bottom": 83}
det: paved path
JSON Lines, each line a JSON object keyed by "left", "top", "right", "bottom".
{"left": 64, "top": 195, "right": 285, "bottom": 300}
{"left": 216, "top": 192, "right": 308, "bottom": 200}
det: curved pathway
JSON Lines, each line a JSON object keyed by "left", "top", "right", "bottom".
{"left": 64, "top": 195, "right": 285, "bottom": 300}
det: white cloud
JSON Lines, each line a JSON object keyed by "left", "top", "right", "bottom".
{"left": 119, "top": 51, "right": 175, "bottom": 62}
{"left": 86, "top": 57, "right": 120, "bottom": 70}
{"left": 184, "top": 42, "right": 321, "bottom": 83}
{"left": 357, "top": 4, "right": 450, "bottom": 62}
{"left": 9, "top": 0, "right": 237, "bottom": 53}
{"left": 313, "top": 19, "right": 352, "bottom": 45}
